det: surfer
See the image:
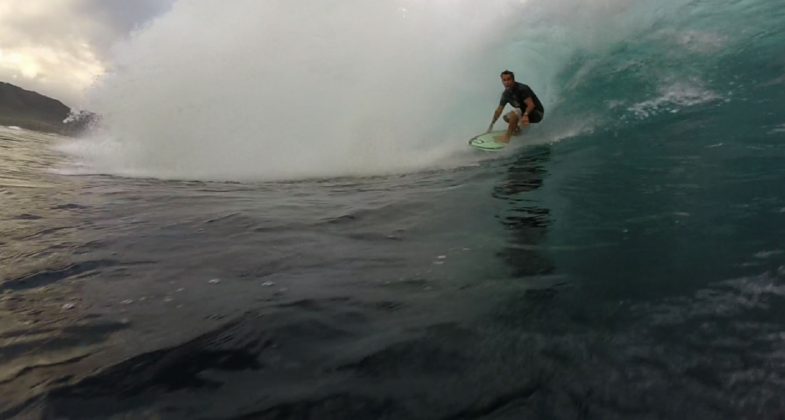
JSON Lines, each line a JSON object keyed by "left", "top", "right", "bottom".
{"left": 487, "top": 70, "right": 544, "bottom": 143}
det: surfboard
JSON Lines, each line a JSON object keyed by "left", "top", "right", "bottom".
{"left": 468, "top": 131, "right": 508, "bottom": 151}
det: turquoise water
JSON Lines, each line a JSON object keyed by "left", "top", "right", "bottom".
{"left": 2, "top": 0, "right": 785, "bottom": 418}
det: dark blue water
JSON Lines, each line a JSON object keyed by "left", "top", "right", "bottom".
{"left": 3, "top": 1, "right": 785, "bottom": 418}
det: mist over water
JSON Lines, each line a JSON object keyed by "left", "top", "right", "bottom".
{"left": 63, "top": 0, "right": 774, "bottom": 181}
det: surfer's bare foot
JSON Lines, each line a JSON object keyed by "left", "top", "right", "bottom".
{"left": 496, "top": 134, "right": 511, "bottom": 143}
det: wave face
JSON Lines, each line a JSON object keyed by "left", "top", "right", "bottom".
{"left": 66, "top": 0, "right": 785, "bottom": 181}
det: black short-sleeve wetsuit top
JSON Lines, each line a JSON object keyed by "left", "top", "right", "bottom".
{"left": 499, "top": 82, "right": 544, "bottom": 114}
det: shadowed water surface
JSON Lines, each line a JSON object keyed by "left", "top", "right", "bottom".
{"left": 3, "top": 111, "right": 785, "bottom": 418}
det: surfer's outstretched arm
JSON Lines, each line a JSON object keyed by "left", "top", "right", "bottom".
{"left": 488, "top": 105, "right": 504, "bottom": 132}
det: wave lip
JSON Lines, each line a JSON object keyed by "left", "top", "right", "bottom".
{"left": 64, "top": 0, "right": 785, "bottom": 181}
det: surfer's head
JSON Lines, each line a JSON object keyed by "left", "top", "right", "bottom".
{"left": 500, "top": 70, "right": 515, "bottom": 89}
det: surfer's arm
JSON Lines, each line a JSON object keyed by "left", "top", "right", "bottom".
{"left": 521, "top": 98, "right": 535, "bottom": 125}
{"left": 489, "top": 105, "right": 504, "bottom": 131}
{"left": 523, "top": 98, "right": 535, "bottom": 116}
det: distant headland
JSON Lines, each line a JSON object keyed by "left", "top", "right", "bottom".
{"left": 0, "top": 81, "right": 95, "bottom": 136}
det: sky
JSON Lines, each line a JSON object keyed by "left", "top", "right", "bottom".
{"left": 0, "top": 0, "right": 175, "bottom": 107}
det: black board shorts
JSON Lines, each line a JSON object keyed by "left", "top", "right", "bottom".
{"left": 526, "top": 109, "right": 544, "bottom": 123}
{"left": 504, "top": 108, "right": 544, "bottom": 124}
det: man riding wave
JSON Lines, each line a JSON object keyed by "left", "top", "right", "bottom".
{"left": 488, "top": 70, "right": 544, "bottom": 143}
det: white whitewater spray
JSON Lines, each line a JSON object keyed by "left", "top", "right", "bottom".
{"left": 66, "top": 0, "right": 694, "bottom": 181}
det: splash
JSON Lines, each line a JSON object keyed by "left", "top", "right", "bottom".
{"left": 71, "top": 1, "right": 509, "bottom": 180}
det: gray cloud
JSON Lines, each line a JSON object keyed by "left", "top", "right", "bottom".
{"left": 73, "top": 0, "right": 176, "bottom": 53}
{"left": 0, "top": 0, "right": 176, "bottom": 106}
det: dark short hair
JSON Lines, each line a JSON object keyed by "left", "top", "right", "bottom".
{"left": 500, "top": 70, "right": 515, "bottom": 79}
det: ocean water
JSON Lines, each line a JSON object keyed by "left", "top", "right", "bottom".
{"left": 2, "top": 0, "right": 785, "bottom": 418}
